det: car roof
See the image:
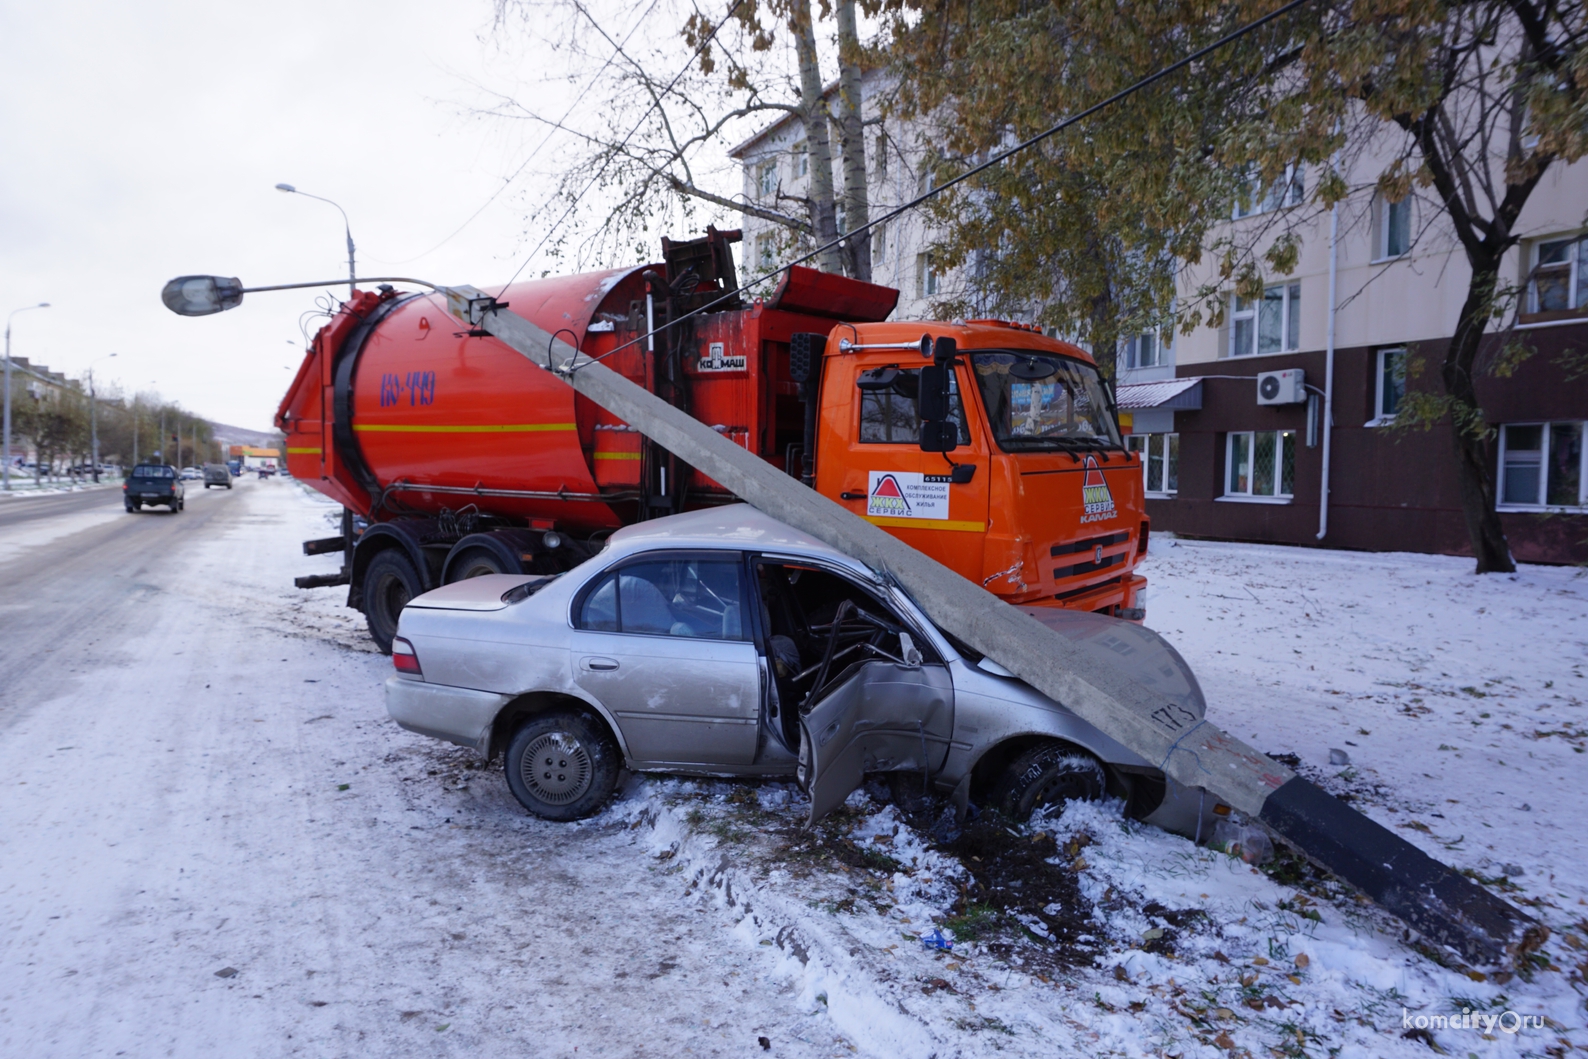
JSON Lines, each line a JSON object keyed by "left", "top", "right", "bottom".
{"left": 604, "top": 504, "right": 873, "bottom": 574}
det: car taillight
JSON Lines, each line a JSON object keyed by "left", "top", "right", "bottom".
{"left": 392, "top": 636, "right": 422, "bottom": 677}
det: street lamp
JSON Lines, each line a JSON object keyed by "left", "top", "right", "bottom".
{"left": 4, "top": 301, "right": 51, "bottom": 492}
{"left": 87, "top": 353, "right": 117, "bottom": 483}
{"left": 276, "top": 183, "right": 357, "bottom": 300}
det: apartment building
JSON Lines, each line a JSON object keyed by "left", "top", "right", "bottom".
{"left": 1118, "top": 153, "right": 1588, "bottom": 565}
{"left": 732, "top": 88, "right": 1588, "bottom": 564}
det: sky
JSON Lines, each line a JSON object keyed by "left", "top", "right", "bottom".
{"left": 0, "top": 0, "right": 618, "bottom": 432}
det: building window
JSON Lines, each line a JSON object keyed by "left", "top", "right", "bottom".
{"left": 1229, "top": 284, "right": 1301, "bottom": 357}
{"left": 756, "top": 161, "right": 778, "bottom": 199}
{"left": 1122, "top": 331, "right": 1163, "bottom": 370}
{"left": 1528, "top": 235, "right": 1587, "bottom": 313}
{"left": 874, "top": 132, "right": 888, "bottom": 177}
{"left": 1374, "top": 347, "right": 1405, "bottom": 422}
{"left": 791, "top": 140, "right": 809, "bottom": 178}
{"left": 756, "top": 233, "right": 776, "bottom": 271}
{"left": 1127, "top": 433, "right": 1179, "bottom": 495}
{"left": 1378, "top": 196, "right": 1412, "bottom": 259}
{"left": 1498, "top": 422, "right": 1587, "bottom": 510}
{"left": 872, "top": 221, "right": 887, "bottom": 261}
{"left": 1233, "top": 165, "right": 1304, "bottom": 219}
{"left": 1226, "top": 430, "right": 1295, "bottom": 499}
{"left": 918, "top": 253, "right": 939, "bottom": 297}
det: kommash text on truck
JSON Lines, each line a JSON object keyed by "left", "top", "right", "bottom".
{"left": 274, "top": 229, "right": 1150, "bottom": 652}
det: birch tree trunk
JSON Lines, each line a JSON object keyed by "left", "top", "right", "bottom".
{"left": 833, "top": 0, "right": 871, "bottom": 281}
{"left": 788, "top": 0, "right": 845, "bottom": 275}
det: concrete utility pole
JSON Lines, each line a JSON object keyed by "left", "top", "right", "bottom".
{"left": 87, "top": 354, "right": 117, "bottom": 483}
{"left": 4, "top": 302, "right": 50, "bottom": 491}
{"left": 132, "top": 399, "right": 139, "bottom": 466}
{"left": 444, "top": 283, "right": 1544, "bottom": 970}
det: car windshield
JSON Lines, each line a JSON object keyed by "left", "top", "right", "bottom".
{"left": 970, "top": 352, "right": 1122, "bottom": 450}
{"left": 132, "top": 465, "right": 174, "bottom": 478}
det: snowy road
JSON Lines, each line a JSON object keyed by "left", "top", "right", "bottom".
{"left": 1, "top": 479, "right": 1584, "bottom": 1058}
{"left": 0, "top": 480, "right": 847, "bottom": 1058}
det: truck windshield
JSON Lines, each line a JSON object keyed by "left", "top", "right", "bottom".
{"left": 970, "top": 352, "right": 1122, "bottom": 451}
{"left": 132, "top": 465, "right": 174, "bottom": 478}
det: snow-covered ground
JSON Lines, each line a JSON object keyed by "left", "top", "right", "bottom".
{"left": 1, "top": 482, "right": 1583, "bottom": 1058}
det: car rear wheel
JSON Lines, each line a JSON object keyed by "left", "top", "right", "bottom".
{"left": 989, "top": 743, "right": 1106, "bottom": 822}
{"left": 504, "top": 710, "right": 620, "bottom": 821}
{"left": 363, "top": 549, "right": 422, "bottom": 655}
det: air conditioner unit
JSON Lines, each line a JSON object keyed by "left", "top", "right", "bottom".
{"left": 1256, "top": 368, "right": 1306, "bottom": 405}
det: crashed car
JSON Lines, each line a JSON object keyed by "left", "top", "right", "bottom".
{"left": 385, "top": 506, "right": 1220, "bottom": 835}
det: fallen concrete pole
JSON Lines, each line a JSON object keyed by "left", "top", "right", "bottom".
{"left": 445, "top": 285, "right": 1543, "bottom": 969}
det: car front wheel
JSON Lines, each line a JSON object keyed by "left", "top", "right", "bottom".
{"left": 989, "top": 743, "right": 1106, "bottom": 822}
{"left": 504, "top": 711, "right": 620, "bottom": 821}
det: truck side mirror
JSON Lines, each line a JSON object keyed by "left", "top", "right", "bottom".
{"left": 918, "top": 363, "right": 958, "bottom": 452}
{"left": 920, "top": 421, "right": 958, "bottom": 453}
{"left": 918, "top": 364, "right": 951, "bottom": 422}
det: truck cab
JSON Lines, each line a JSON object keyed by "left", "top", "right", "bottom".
{"left": 813, "top": 321, "right": 1147, "bottom": 619}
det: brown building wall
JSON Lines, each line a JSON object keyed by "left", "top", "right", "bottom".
{"left": 1141, "top": 324, "right": 1588, "bottom": 564}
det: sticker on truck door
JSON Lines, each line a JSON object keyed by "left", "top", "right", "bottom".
{"left": 867, "top": 471, "right": 949, "bottom": 520}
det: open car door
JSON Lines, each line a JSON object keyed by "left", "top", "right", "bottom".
{"left": 797, "top": 658, "right": 954, "bottom": 823}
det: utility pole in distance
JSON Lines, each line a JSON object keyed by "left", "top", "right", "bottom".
{"left": 4, "top": 302, "right": 51, "bottom": 491}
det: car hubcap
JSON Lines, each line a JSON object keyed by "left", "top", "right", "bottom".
{"left": 520, "top": 731, "right": 592, "bottom": 805}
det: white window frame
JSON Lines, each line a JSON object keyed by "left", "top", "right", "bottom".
{"left": 1228, "top": 284, "right": 1302, "bottom": 357}
{"left": 756, "top": 161, "right": 778, "bottom": 199}
{"left": 1222, "top": 429, "right": 1296, "bottom": 502}
{"left": 1497, "top": 421, "right": 1588, "bottom": 512}
{"left": 1376, "top": 196, "right": 1412, "bottom": 261}
{"left": 1121, "top": 330, "right": 1163, "bottom": 370}
{"left": 1127, "top": 433, "right": 1179, "bottom": 496}
{"left": 756, "top": 233, "right": 776, "bottom": 270}
{"left": 918, "top": 253, "right": 939, "bottom": 297}
{"left": 1233, "top": 165, "right": 1305, "bottom": 219}
{"left": 792, "top": 140, "right": 808, "bottom": 179}
{"left": 1369, "top": 347, "right": 1405, "bottom": 426}
{"left": 1526, "top": 235, "right": 1586, "bottom": 314}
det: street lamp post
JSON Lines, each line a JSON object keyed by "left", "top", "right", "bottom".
{"left": 276, "top": 184, "right": 356, "bottom": 300}
{"left": 87, "top": 353, "right": 117, "bottom": 483}
{"left": 5, "top": 302, "right": 51, "bottom": 492}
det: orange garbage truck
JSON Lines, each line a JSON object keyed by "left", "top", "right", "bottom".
{"left": 276, "top": 229, "right": 1149, "bottom": 651}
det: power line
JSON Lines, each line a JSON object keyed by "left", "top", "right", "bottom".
{"left": 368, "top": 0, "right": 665, "bottom": 267}
{"left": 494, "top": 0, "right": 751, "bottom": 297}
{"left": 569, "top": 0, "right": 1314, "bottom": 374}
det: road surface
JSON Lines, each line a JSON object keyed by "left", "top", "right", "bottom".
{"left": 0, "top": 478, "right": 843, "bottom": 1059}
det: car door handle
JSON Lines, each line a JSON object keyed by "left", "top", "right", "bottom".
{"left": 582, "top": 657, "right": 620, "bottom": 672}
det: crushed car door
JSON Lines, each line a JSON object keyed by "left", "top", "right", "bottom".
{"left": 798, "top": 652, "right": 954, "bottom": 823}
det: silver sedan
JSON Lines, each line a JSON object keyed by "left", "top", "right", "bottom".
{"left": 386, "top": 506, "right": 1220, "bottom": 835}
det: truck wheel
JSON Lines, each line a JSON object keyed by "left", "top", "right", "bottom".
{"left": 504, "top": 710, "right": 620, "bottom": 821}
{"left": 364, "top": 549, "right": 422, "bottom": 655}
{"left": 447, "top": 546, "right": 512, "bottom": 581}
{"left": 989, "top": 744, "right": 1106, "bottom": 822}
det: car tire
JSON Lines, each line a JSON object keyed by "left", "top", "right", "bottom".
{"left": 504, "top": 710, "right": 620, "bottom": 821}
{"left": 988, "top": 743, "right": 1107, "bottom": 822}
{"left": 363, "top": 549, "right": 422, "bottom": 655}
{"left": 125, "top": 502, "right": 135, "bottom": 513}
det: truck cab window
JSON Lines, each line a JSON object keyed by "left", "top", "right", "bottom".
{"left": 972, "top": 352, "right": 1122, "bottom": 450}
{"left": 858, "top": 368, "right": 969, "bottom": 445}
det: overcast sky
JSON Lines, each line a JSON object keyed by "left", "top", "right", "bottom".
{"left": 0, "top": 0, "right": 619, "bottom": 432}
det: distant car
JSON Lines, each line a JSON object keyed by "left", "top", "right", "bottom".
{"left": 202, "top": 464, "right": 232, "bottom": 489}
{"left": 179, "top": 466, "right": 201, "bottom": 480}
{"left": 227, "top": 461, "right": 243, "bottom": 477}
{"left": 385, "top": 506, "right": 1216, "bottom": 834}
{"left": 124, "top": 463, "right": 185, "bottom": 512}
